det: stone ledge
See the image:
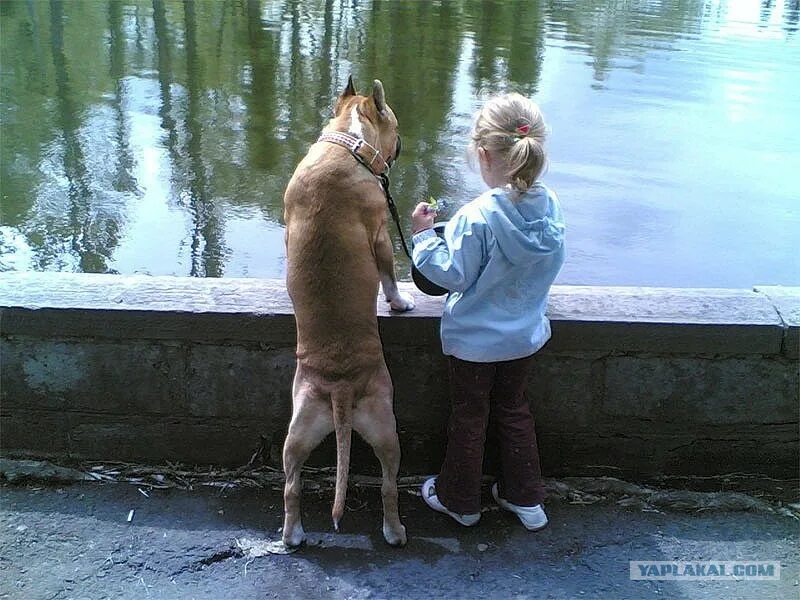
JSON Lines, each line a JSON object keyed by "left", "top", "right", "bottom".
{"left": 1, "top": 272, "right": 797, "bottom": 478}
{"left": 755, "top": 285, "right": 800, "bottom": 358}
{"left": 0, "top": 272, "right": 791, "bottom": 355}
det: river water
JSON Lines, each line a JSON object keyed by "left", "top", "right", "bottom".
{"left": 1, "top": 0, "right": 798, "bottom": 287}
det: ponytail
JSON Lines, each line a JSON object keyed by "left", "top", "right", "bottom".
{"left": 507, "top": 136, "right": 546, "bottom": 193}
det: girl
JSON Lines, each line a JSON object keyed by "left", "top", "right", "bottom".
{"left": 411, "top": 93, "right": 565, "bottom": 530}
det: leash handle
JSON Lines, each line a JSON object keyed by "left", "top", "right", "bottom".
{"left": 379, "top": 173, "right": 412, "bottom": 260}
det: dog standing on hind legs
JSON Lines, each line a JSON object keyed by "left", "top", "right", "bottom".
{"left": 281, "top": 76, "right": 413, "bottom": 548}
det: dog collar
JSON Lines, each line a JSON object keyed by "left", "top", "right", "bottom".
{"left": 318, "top": 131, "right": 389, "bottom": 176}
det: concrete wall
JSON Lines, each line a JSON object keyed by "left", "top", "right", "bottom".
{"left": 1, "top": 272, "right": 797, "bottom": 479}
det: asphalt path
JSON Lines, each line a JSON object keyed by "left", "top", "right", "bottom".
{"left": 1, "top": 479, "right": 797, "bottom": 600}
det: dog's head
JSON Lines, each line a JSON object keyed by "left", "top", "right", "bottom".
{"left": 332, "top": 76, "right": 401, "bottom": 168}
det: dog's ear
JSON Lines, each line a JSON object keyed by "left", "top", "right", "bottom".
{"left": 372, "top": 79, "right": 387, "bottom": 116}
{"left": 341, "top": 75, "right": 356, "bottom": 99}
{"left": 334, "top": 75, "right": 357, "bottom": 116}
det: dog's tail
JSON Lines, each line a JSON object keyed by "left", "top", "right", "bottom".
{"left": 331, "top": 386, "right": 354, "bottom": 531}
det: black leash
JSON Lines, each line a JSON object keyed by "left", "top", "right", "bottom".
{"left": 346, "top": 148, "right": 412, "bottom": 259}
{"left": 377, "top": 172, "right": 412, "bottom": 259}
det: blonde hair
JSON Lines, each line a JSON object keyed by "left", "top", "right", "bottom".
{"left": 469, "top": 93, "right": 547, "bottom": 193}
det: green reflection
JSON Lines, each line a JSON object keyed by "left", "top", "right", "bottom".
{"left": 466, "top": 0, "right": 545, "bottom": 94}
{"left": 50, "top": 0, "right": 120, "bottom": 273}
{"left": 546, "top": 0, "right": 705, "bottom": 83}
{"left": 0, "top": 0, "right": 797, "bottom": 284}
{"left": 184, "top": 0, "right": 224, "bottom": 277}
{"left": 244, "top": 0, "right": 281, "bottom": 171}
{"left": 108, "top": 0, "right": 137, "bottom": 194}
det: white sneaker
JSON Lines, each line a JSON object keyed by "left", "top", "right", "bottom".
{"left": 421, "top": 477, "right": 480, "bottom": 527}
{"left": 492, "top": 482, "right": 548, "bottom": 531}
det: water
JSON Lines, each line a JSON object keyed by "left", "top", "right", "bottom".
{"left": 1, "top": 0, "right": 798, "bottom": 287}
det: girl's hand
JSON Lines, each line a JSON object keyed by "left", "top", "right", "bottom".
{"left": 412, "top": 202, "right": 437, "bottom": 234}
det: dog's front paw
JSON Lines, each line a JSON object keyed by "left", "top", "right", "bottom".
{"left": 388, "top": 291, "right": 415, "bottom": 312}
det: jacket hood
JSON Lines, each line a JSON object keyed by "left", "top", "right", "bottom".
{"left": 478, "top": 184, "right": 565, "bottom": 265}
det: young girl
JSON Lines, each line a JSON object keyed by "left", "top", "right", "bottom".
{"left": 411, "top": 93, "right": 565, "bottom": 530}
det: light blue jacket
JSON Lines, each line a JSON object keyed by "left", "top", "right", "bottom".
{"left": 412, "top": 183, "right": 566, "bottom": 362}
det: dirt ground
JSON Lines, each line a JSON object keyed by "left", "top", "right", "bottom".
{"left": 1, "top": 472, "right": 797, "bottom": 600}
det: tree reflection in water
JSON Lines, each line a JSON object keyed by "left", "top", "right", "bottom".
{"left": 0, "top": 0, "right": 796, "bottom": 286}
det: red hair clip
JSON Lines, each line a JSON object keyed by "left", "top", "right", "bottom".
{"left": 515, "top": 124, "right": 531, "bottom": 135}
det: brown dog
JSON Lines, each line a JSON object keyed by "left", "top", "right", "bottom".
{"left": 281, "top": 77, "right": 413, "bottom": 548}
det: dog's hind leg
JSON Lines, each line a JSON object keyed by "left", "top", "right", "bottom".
{"left": 282, "top": 377, "right": 333, "bottom": 548}
{"left": 354, "top": 369, "right": 407, "bottom": 547}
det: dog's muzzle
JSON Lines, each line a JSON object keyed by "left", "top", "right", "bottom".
{"left": 389, "top": 135, "right": 401, "bottom": 166}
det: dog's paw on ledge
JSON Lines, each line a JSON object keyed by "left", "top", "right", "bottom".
{"left": 388, "top": 291, "right": 416, "bottom": 312}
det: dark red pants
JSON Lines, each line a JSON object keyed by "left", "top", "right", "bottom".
{"left": 436, "top": 354, "right": 545, "bottom": 514}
